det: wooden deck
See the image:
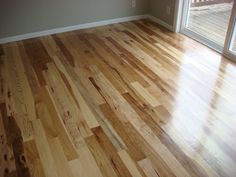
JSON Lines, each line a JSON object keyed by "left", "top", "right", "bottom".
{"left": 1, "top": 20, "right": 236, "bottom": 177}
{"left": 188, "top": 2, "right": 235, "bottom": 49}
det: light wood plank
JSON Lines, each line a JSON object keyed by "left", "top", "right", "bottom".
{"left": 33, "top": 119, "right": 59, "bottom": 177}
{"left": 118, "top": 150, "right": 143, "bottom": 177}
{"left": 131, "top": 81, "right": 160, "bottom": 107}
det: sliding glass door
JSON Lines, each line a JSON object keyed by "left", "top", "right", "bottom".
{"left": 181, "top": 0, "right": 236, "bottom": 61}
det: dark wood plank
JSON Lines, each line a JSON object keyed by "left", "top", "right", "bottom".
{"left": 0, "top": 103, "right": 31, "bottom": 177}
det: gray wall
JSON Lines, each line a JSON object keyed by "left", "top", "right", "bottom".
{"left": 0, "top": 0, "right": 148, "bottom": 38}
{"left": 149, "top": 0, "right": 176, "bottom": 26}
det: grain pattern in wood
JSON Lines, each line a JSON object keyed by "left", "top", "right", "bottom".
{"left": 1, "top": 19, "right": 236, "bottom": 177}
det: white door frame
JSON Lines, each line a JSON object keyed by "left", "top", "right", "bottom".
{"left": 173, "top": 0, "right": 184, "bottom": 33}
{"left": 174, "top": 0, "right": 236, "bottom": 62}
{"left": 223, "top": 2, "right": 236, "bottom": 61}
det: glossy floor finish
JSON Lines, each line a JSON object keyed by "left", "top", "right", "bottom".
{"left": 1, "top": 20, "right": 236, "bottom": 177}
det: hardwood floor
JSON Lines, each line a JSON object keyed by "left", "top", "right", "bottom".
{"left": 1, "top": 19, "right": 236, "bottom": 177}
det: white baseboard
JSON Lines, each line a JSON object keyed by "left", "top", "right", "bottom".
{"left": 147, "top": 15, "right": 174, "bottom": 32}
{"left": 0, "top": 14, "right": 175, "bottom": 44}
{"left": 0, "top": 15, "right": 148, "bottom": 44}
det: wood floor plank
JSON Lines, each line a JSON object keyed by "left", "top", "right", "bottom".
{"left": 23, "top": 38, "right": 52, "bottom": 86}
{"left": 35, "top": 86, "right": 78, "bottom": 161}
{"left": 43, "top": 62, "right": 88, "bottom": 148}
{"left": 0, "top": 57, "right": 6, "bottom": 104}
{"left": 18, "top": 44, "right": 41, "bottom": 95}
{"left": 91, "top": 126, "right": 133, "bottom": 177}
{"left": 138, "top": 158, "right": 160, "bottom": 177}
{"left": 69, "top": 159, "right": 88, "bottom": 177}
{"left": 0, "top": 104, "right": 18, "bottom": 177}
{"left": 99, "top": 103, "right": 146, "bottom": 161}
{"left": 32, "top": 119, "right": 59, "bottom": 177}
{"left": 51, "top": 55, "right": 100, "bottom": 129}
{"left": 71, "top": 145, "right": 104, "bottom": 177}
{"left": 131, "top": 81, "right": 160, "bottom": 107}
{"left": 48, "top": 137, "right": 75, "bottom": 177}
{"left": 3, "top": 46, "right": 35, "bottom": 140}
{"left": 24, "top": 140, "right": 46, "bottom": 177}
{"left": 118, "top": 150, "right": 144, "bottom": 177}
{"left": 85, "top": 134, "right": 119, "bottom": 177}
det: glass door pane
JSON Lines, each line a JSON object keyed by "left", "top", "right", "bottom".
{"left": 183, "top": 0, "right": 234, "bottom": 49}
{"left": 229, "top": 22, "right": 236, "bottom": 53}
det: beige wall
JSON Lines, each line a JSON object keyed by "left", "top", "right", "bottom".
{"left": 0, "top": 0, "right": 178, "bottom": 38}
{"left": 0, "top": 0, "right": 148, "bottom": 38}
{"left": 149, "top": 0, "right": 176, "bottom": 26}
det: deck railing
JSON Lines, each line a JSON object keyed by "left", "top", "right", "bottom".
{"left": 191, "top": 0, "right": 233, "bottom": 7}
